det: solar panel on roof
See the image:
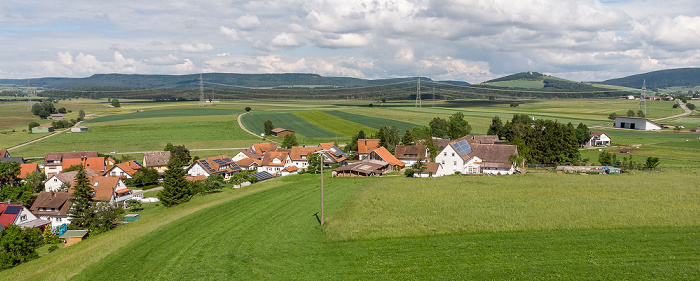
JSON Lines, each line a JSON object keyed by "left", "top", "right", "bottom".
{"left": 5, "top": 206, "right": 21, "bottom": 214}
{"left": 250, "top": 171, "right": 273, "bottom": 181}
{"left": 213, "top": 159, "right": 226, "bottom": 165}
{"left": 452, "top": 140, "right": 472, "bottom": 157}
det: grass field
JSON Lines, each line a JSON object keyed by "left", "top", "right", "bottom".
{"left": 5, "top": 173, "right": 699, "bottom": 280}
{"left": 483, "top": 80, "right": 545, "bottom": 88}
{"left": 326, "top": 110, "right": 420, "bottom": 132}
{"left": 85, "top": 107, "right": 244, "bottom": 123}
{"left": 293, "top": 111, "right": 377, "bottom": 137}
{"left": 240, "top": 111, "right": 339, "bottom": 138}
{"left": 10, "top": 115, "right": 259, "bottom": 157}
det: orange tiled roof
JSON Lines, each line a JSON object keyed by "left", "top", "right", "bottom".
{"left": 18, "top": 163, "right": 40, "bottom": 179}
{"left": 289, "top": 146, "right": 322, "bottom": 161}
{"left": 371, "top": 147, "right": 405, "bottom": 168}
{"left": 261, "top": 151, "right": 289, "bottom": 167}
{"left": 69, "top": 175, "right": 125, "bottom": 201}
{"left": 62, "top": 157, "right": 106, "bottom": 173}
{"left": 111, "top": 161, "right": 142, "bottom": 177}
{"left": 252, "top": 143, "right": 277, "bottom": 154}
{"left": 358, "top": 139, "right": 380, "bottom": 154}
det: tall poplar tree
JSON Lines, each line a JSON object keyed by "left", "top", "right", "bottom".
{"left": 158, "top": 157, "right": 193, "bottom": 207}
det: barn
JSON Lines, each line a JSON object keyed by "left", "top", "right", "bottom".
{"left": 614, "top": 117, "right": 662, "bottom": 131}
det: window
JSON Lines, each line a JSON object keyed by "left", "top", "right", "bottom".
{"left": 443, "top": 152, "right": 446, "bottom": 156}
{"left": 441, "top": 161, "right": 445, "bottom": 165}
{"left": 452, "top": 153, "right": 455, "bottom": 157}
{"left": 54, "top": 178, "right": 58, "bottom": 182}
{"left": 453, "top": 161, "right": 457, "bottom": 165}
{"left": 20, "top": 215, "right": 27, "bottom": 221}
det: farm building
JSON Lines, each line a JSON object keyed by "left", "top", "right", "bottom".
{"left": 357, "top": 139, "right": 380, "bottom": 160}
{"left": 332, "top": 159, "right": 392, "bottom": 177}
{"left": 394, "top": 144, "right": 429, "bottom": 166}
{"left": 614, "top": 117, "right": 662, "bottom": 130}
{"left": 586, "top": 132, "right": 611, "bottom": 146}
{"left": 367, "top": 147, "right": 405, "bottom": 170}
{"left": 32, "top": 125, "right": 54, "bottom": 133}
{"left": 50, "top": 114, "right": 64, "bottom": 120}
{"left": 413, "top": 162, "right": 442, "bottom": 178}
{"left": 270, "top": 128, "right": 294, "bottom": 138}
{"left": 70, "top": 126, "right": 88, "bottom": 132}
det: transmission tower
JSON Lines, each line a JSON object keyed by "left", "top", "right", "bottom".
{"left": 199, "top": 74, "right": 205, "bottom": 107}
{"left": 638, "top": 79, "right": 647, "bottom": 115}
{"left": 415, "top": 77, "right": 421, "bottom": 107}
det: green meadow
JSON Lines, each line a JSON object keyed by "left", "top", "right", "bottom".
{"left": 4, "top": 173, "right": 699, "bottom": 280}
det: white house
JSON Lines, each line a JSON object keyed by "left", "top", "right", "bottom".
{"left": 614, "top": 117, "right": 662, "bottom": 130}
{"left": 435, "top": 140, "right": 518, "bottom": 176}
{"left": 257, "top": 151, "right": 294, "bottom": 176}
{"left": 586, "top": 132, "right": 611, "bottom": 146}
{"left": 289, "top": 146, "right": 322, "bottom": 170}
{"left": 186, "top": 155, "right": 241, "bottom": 180}
{"left": 44, "top": 169, "right": 98, "bottom": 192}
{"left": 0, "top": 204, "right": 51, "bottom": 229}
{"left": 29, "top": 191, "right": 73, "bottom": 229}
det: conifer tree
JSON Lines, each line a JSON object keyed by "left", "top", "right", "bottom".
{"left": 69, "top": 167, "right": 94, "bottom": 228}
{"left": 158, "top": 157, "right": 193, "bottom": 207}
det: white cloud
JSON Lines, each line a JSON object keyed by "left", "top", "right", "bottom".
{"left": 235, "top": 15, "right": 261, "bottom": 30}
{"left": 175, "top": 59, "right": 195, "bottom": 73}
{"left": 219, "top": 26, "right": 239, "bottom": 40}
{"left": 179, "top": 42, "right": 214, "bottom": 53}
{"left": 270, "top": 33, "right": 300, "bottom": 47}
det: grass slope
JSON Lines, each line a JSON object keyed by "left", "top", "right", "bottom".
{"left": 7, "top": 173, "right": 698, "bottom": 280}
{"left": 240, "top": 112, "right": 338, "bottom": 138}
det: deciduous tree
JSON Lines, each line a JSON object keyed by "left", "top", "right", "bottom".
{"left": 281, "top": 133, "right": 299, "bottom": 149}
{"left": 263, "top": 120, "right": 274, "bottom": 135}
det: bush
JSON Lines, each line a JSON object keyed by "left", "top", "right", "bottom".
{"left": 404, "top": 169, "right": 414, "bottom": 177}
{"left": 126, "top": 199, "right": 144, "bottom": 212}
{"left": 48, "top": 245, "right": 60, "bottom": 253}
{"left": 687, "top": 103, "right": 696, "bottom": 110}
{"left": 672, "top": 104, "right": 679, "bottom": 108}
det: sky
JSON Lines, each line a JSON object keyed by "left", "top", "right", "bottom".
{"left": 1, "top": 0, "right": 699, "bottom": 83}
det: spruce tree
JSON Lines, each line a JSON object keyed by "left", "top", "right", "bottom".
{"left": 158, "top": 157, "right": 193, "bottom": 207}
{"left": 69, "top": 167, "right": 94, "bottom": 228}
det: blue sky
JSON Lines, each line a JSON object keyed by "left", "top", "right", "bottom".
{"left": 1, "top": 0, "right": 699, "bottom": 83}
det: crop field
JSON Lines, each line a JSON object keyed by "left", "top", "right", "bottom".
{"left": 240, "top": 111, "right": 338, "bottom": 138}
{"left": 85, "top": 107, "right": 244, "bottom": 123}
{"left": 6, "top": 173, "right": 699, "bottom": 280}
{"left": 10, "top": 116, "right": 259, "bottom": 157}
{"left": 294, "top": 111, "right": 377, "bottom": 137}
{"left": 326, "top": 110, "right": 420, "bottom": 132}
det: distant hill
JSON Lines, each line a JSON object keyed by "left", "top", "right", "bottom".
{"left": 599, "top": 68, "right": 700, "bottom": 90}
{"left": 0, "top": 73, "right": 435, "bottom": 89}
{"left": 437, "top": 80, "right": 470, "bottom": 86}
{"left": 483, "top": 72, "right": 610, "bottom": 91}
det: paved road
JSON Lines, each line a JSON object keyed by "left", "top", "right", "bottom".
{"left": 653, "top": 100, "right": 692, "bottom": 122}
{"left": 7, "top": 121, "right": 84, "bottom": 151}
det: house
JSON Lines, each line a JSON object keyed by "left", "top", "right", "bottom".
{"left": 469, "top": 135, "right": 501, "bottom": 145}
{"left": 18, "top": 163, "right": 41, "bottom": 179}
{"left": 318, "top": 143, "right": 348, "bottom": 166}
{"left": 257, "top": 151, "right": 294, "bottom": 175}
{"left": 367, "top": 147, "right": 405, "bottom": 171}
{"left": 44, "top": 169, "right": 99, "bottom": 192}
{"left": 0, "top": 157, "right": 25, "bottom": 164}
{"left": 143, "top": 151, "right": 171, "bottom": 173}
{"left": 32, "top": 125, "right": 54, "bottom": 133}
{"left": 70, "top": 176, "right": 132, "bottom": 205}
{"left": 394, "top": 144, "right": 429, "bottom": 166}
{"left": 232, "top": 148, "right": 262, "bottom": 162}
{"left": 281, "top": 166, "right": 299, "bottom": 176}
{"left": 0, "top": 150, "right": 10, "bottom": 158}
{"left": 0, "top": 204, "right": 51, "bottom": 230}
{"left": 62, "top": 156, "right": 106, "bottom": 174}
{"left": 70, "top": 126, "right": 88, "bottom": 133}
{"left": 614, "top": 117, "right": 662, "bottom": 130}
{"left": 435, "top": 140, "right": 519, "bottom": 176}
{"left": 252, "top": 143, "right": 277, "bottom": 155}
{"left": 104, "top": 161, "right": 142, "bottom": 179}
{"left": 44, "top": 151, "right": 99, "bottom": 176}
{"left": 332, "top": 159, "right": 392, "bottom": 177}
{"left": 433, "top": 138, "right": 452, "bottom": 152}
{"left": 586, "top": 132, "right": 611, "bottom": 146}
{"left": 60, "top": 230, "right": 89, "bottom": 247}
{"left": 289, "top": 146, "right": 322, "bottom": 170}
{"left": 357, "top": 139, "right": 380, "bottom": 160}
{"left": 270, "top": 128, "right": 294, "bottom": 138}
{"left": 413, "top": 162, "right": 442, "bottom": 178}
{"left": 50, "top": 113, "right": 64, "bottom": 120}
{"left": 186, "top": 155, "right": 241, "bottom": 180}
{"left": 235, "top": 158, "right": 261, "bottom": 171}
{"left": 29, "top": 191, "right": 73, "bottom": 229}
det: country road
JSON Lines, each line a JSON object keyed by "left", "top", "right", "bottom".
{"left": 652, "top": 100, "right": 692, "bottom": 122}
{"left": 7, "top": 121, "right": 84, "bottom": 151}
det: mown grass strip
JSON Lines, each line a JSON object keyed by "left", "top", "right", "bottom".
{"left": 294, "top": 110, "right": 377, "bottom": 137}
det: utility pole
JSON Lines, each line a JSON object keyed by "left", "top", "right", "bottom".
{"left": 639, "top": 79, "right": 647, "bottom": 115}
{"left": 415, "top": 77, "right": 421, "bottom": 107}
{"left": 199, "top": 74, "right": 205, "bottom": 107}
{"left": 320, "top": 156, "right": 324, "bottom": 226}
